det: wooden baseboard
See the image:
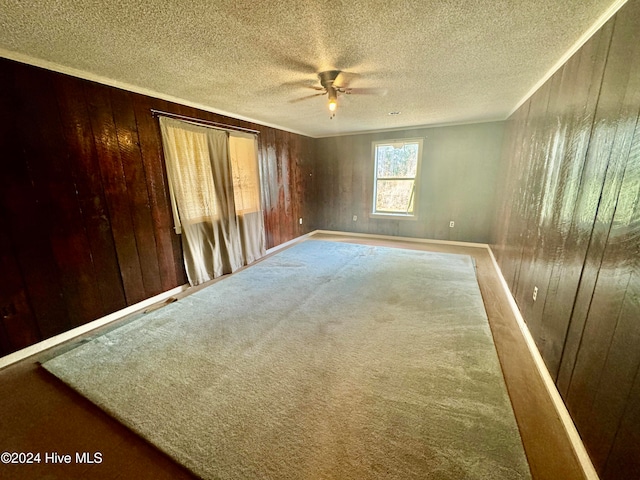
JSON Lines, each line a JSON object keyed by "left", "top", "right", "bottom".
{"left": 486, "top": 246, "right": 599, "bottom": 480}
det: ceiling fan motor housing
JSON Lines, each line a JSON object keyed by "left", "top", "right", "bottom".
{"left": 318, "top": 70, "right": 341, "bottom": 89}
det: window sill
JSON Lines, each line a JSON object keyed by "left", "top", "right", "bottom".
{"left": 369, "top": 213, "right": 418, "bottom": 221}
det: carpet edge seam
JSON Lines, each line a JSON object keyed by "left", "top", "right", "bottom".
{"left": 0, "top": 285, "right": 189, "bottom": 370}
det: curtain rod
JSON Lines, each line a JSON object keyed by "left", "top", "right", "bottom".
{"left": 150, "top": 109, "right": 260, "bottom": 135}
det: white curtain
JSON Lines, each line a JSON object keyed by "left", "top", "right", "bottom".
{"left": 159, "top": 117, "right": 265, "bottom": 285}
{"left": 229, "top": 131, "right": 265, "bottom": 265}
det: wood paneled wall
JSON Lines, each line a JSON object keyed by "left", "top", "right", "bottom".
{"left": 315, "top": 122, "right": 504, "bottom": 243}
{"left": 491, "top": 1, "right": 640, "bottom": 477}
{"left": 0, "top": 59, "right": 315, "bottom": 357}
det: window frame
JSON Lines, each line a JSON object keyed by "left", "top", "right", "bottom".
{"left": 370, "top": 138, "right": 424, "bottom": 219}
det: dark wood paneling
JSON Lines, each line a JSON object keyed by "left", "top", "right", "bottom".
{"left": 0, "top": 58, "right": 313, "bottom": 356}
{"left": 508, "top": 79, "right": 553, "bottom": 324}
{"left": 562, "top": 8, "right": 640, "bottom": 466}
{"left": 491, "top": 99, "right": 531, "bottom": 290}
{"left": 255, "top": 127, "right": 314, "bottom": 248}
{"left": 0, "top": 62, "right": 41, "bottom": 356}
{"left": 277, "top": 130, "right": 291, "bottom": 242}
{"left": 315, "top": 122, "right": 504, "bottom": 243}
{"left": 603, "top": 362, "right": 640, "bottom": 479}
{"left": 0, "top": 222, "right": 40, "bottom": 354}
{"left": 84, "top": 82, "right": 148, "bottom": 305}
{"left": 9, "top": 64, "right": 74, "bottom": 339}
{"left": 53, "top": 75, "right": 126, "bottom": 319}
{"left": 491, "top": 1, "right": 640, "bottom": 477}
{"left": 317, "top": 137, "right": 339, "bottom": 232}
{"left": 132, "top": 96, "right": 187, "bottom": 290}
{"left": 504, "top": 23, "right": 613, "bottom": 374}
{"left": 299, "top": 132, "right": 317, "bottom": 231}
{"left": 110, "top": 89, "right": 163, "bottom": 298}
{"left": 536, "top": 26, "right": 612, "bottom": 378}
{"left": 261, "top": 127, "right": 280, "bottom": 248}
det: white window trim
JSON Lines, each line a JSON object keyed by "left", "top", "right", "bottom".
{"left": 370, "top": 138, "right": 424, "bottom": 219}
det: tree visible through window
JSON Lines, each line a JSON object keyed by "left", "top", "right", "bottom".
{"left": 372, "top": 139, "right": 423, "bottom": 215}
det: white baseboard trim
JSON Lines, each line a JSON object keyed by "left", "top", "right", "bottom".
{"left": 266, "top": 231, "right": 316, "bottom": 254}
{"left": 0, "top": 284, "right": 189, "bottom": 370}
{"left": 486, "top": 246, "right": 599, "bottom": 480}
{"left": 311, "top": 229, "right": 489, "bottom": 249}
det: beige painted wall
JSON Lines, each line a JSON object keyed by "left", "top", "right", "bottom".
{"left": 313, "top": 121, "right": 505, "bottom": 243}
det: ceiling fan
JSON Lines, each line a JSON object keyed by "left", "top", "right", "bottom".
{"left": 291, "top": 70, "right": 385, "bottom": 118}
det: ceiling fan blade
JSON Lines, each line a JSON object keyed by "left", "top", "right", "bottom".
{"left": 333, "top": 71, "right": 360, "bottom": 89}
{"left": 271, "top": 55, "right": 318, "bottom": 75}
{"left": 279, "top": 80, "right": 325, "bottom": 91}
{"left": 289, "top": 92, "right": 326, "bottom": 103}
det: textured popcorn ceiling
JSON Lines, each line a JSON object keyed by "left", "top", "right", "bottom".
{"left": 0, "top": 0, "right": 624, "bottom": 137}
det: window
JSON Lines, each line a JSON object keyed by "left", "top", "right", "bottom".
{"left": 159, "top": 117, "right": 266, "bottom": 285}
{"left": 372, "top": 138, "right": 423, "bottom": 216}
{"left": 229, "top": 133, "right": 261, "bottom": 215}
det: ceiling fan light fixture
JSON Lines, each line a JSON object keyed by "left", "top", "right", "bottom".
{"left": 328, "top": 88, "right": 338, "bottom": 112}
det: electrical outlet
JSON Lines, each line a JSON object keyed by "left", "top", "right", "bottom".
{"left": 533, "top": 286, "right": 538, "bottom": 301}
{"left": 449, "top": 221, "right": 455, "bottom": 228}
{"left": 353, "top": 215, "right": 357, "bottom": 222}
{"left": 299, "top": 218, "right": 302, "bottom": 225}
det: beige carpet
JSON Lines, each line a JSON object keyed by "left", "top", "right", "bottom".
{"left": 43, "top": 240, "right": 531, "bottom": 479}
